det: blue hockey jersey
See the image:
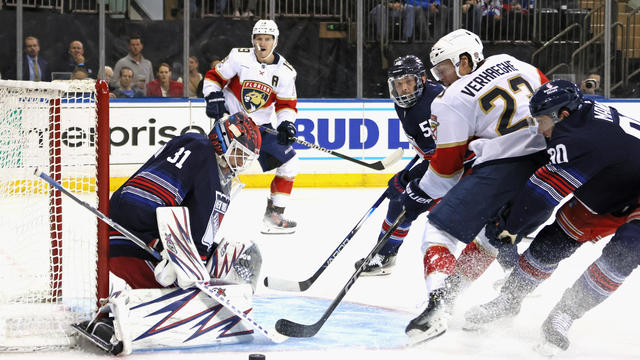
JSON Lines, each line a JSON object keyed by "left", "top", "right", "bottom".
{"left": 505, "top": 100, "right": 640, "bottom": 234}
{"left": 110, "top": 132, "right": 231, "bottom": 262}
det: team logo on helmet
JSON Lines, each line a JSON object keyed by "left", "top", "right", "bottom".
{"left": 241, "top": 80, "right": 272, "bottom": 113}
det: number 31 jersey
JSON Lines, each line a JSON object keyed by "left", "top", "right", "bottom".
{"left": 422, "top": 54, "right": 548, "bottom": 199}
{"left": 203, "top": 47, "right": 298, "bottom": 127}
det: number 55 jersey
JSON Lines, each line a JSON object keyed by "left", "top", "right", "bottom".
{"left": 423, "top": 54, "right": 548, "bottom": 199}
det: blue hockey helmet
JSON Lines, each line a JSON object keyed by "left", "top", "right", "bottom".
{"left": 529, "top": 80, "right": 583, "bottom": 119}
{"left": 387, "top": 55, "right": 427, "bottom": 108}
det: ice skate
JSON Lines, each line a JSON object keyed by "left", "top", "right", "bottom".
{"left": 534, "top": 308, "right": 573, "bottom": 356}
{"left": 261, "top": 199, "right": 297, "bottom": 234}
{"left": 405, "top": 288, "right": 451, "bottom": 345}
{"left": 72, "top": 317, "right": 123, "bottom": 355}
{"left": 463, "top": 292, "right": 521, "bottom": 330}
{"left": 354, "top": 253, "right": 396, "bottom": 276}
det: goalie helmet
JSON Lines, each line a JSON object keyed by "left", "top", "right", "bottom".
{"left": 429, "top": 29, "right": 484, "bottom": 80}
{"left": 387, "top": 55, "right": 427, "bottom": 108}
{"left": 208, "top": 112, "right": 262, "bottom": 175}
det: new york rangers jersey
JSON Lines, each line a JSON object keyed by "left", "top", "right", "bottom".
{"left": 505, "top": 100, "right": 640, "bottom": 234}
{"left": 396, "top": 80, "right": 443, "bottom": 158}
{"left": 203, "top": 48, "right": 297, "bottom": 127}
{"left": 110, "top": 133, "right": 230, "bottom": 262}
{"left": 420, "top": 54, "right": 548, "bottom": 199}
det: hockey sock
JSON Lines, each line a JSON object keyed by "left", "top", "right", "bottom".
{"left": 269, "top": 175, "right": 294, "bottom": 207}
{"left": 377, "top": 218, "right": 410, "bottom": 256}
{"left": 455, "top": 239, "right": 496, "bottom": 281}
{"left": 424, "top": 245, "right": 456, "bottom": 277}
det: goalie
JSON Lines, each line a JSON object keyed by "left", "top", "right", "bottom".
{"left": 74, "top": 112, "right": 265, "bottom": 355}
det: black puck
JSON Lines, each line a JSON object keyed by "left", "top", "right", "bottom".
{"left": 249, "top": 354, "right": 265, "bottom": 360}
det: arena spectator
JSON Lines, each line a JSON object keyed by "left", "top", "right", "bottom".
{"left": 370, "top": 0, "right": 416, "bottom": 43}
{"left": 146, "top": 62, "right": 184, "bottom": 97}
{"left": 8, "top": 36, "right": 50, "bottom": 82}
{"left": 71, "top": 66, "right": 90, "bottom": 80}
{"left": 111, "top": 67, "right": 145, "bottom": 98}
{"left": 60, "top": 40, "right": 96, "bottom": 78}
{"left": 187, "top": 56, "right": 203, "bottom": 97}
{"left": 113, "top": 35, "right": 154, "bottom": 90}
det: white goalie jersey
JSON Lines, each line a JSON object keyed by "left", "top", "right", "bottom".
{"left": 420, "top": 54, "right": 549, "bottom": 199}
{"left": 203, "top": 47, "right": 298, "bottom": 127}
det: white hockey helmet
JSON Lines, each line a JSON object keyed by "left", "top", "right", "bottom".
{"left": 429, "top": 29, "right": 484, "bottom": 80}
{"left": 252, "top": 19, "right": 279, "bottom": 44}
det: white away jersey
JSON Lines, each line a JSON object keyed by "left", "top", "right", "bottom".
{"left": 203, "top": 48, "right": 298, "bottom": 126}
{"left": 420, "top": 54, "right": 548, "bottom": 199}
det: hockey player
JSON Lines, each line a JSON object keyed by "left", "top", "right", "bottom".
{"left": 462, "top": 80, "right": 640, "bottom": 355}
{"left": 399, "top": 29, "right": 549, "bottom": 344}
{"left": 203, "top": 19, "right": 299, "bottom": 234}
{"left": 354, "top": 55, "right": 444, "bottom": 275}
{"left": 76, "top": 113, "right": 265, "bottom": 354}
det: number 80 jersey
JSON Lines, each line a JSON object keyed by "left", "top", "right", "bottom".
{"left": 423, "top": 54, "right": 548, "bottom": 199}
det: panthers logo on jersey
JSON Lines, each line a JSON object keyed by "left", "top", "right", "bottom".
{"left": 429, "top": 115, "right": 440, "bottom": 141}
{"left": 241, "top": 80, "right": 273, "bottom": 113}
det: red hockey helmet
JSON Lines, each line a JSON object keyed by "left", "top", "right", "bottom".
{"left": 208, "top": 112, "right": 261, "bottom": 174}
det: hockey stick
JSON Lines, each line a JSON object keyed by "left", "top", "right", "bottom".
{"left": 263, "top": 154, "right": 420, "bottom": 292}
{"left": 275, "top": 210, "right": 406, "bottom": 338}
{"left": 260, "top": 125, "right": 404, "bottom": 171}
{"left": 34, "top": 169, "right": 287, "bottom": 344}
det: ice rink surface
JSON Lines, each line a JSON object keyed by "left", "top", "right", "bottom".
{"left": 5, "top": 187, "right": 640, "bottom": 360}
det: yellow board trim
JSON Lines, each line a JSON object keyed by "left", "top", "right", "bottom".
{"left": 109, "top": 173, "right": 394, "bottom": 192}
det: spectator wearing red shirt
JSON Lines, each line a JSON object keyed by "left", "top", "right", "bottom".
{"left": 146, "top": 62, "right": 184, "bottom": 97}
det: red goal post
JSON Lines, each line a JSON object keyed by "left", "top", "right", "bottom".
{"left": 0, "top": 79, "right": 109, "bottom": 351}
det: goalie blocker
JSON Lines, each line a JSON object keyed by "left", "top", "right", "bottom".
{"left": 74, "top": 207, "right": 266, "bottom": 355}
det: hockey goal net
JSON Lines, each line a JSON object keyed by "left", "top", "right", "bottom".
{"left": 0, "top": 80, "right": 109, "bottom": 351}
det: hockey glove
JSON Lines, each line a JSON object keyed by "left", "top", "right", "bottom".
{"left": 205, "top": 91, "right": 228, "bottom": 120}
{"left": 485, "top": 204, "right": 519, "bottom": 245}
{"left": 400, "top": 179, "right": 434, "bottom": 222}
{"left": 386, "top": 169, "right": 410, "bottom": 200}
{"left": 276, "top": 120, "right": 297, "bottom": 146}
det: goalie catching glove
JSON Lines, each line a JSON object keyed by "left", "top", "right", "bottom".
{"left": 400, "top": 179, "right": 435, "bottom": 222}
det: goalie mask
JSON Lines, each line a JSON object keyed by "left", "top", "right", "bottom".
{"left": 430, "top": 29, "right": 484, "bottom": 81}
{"left": 387, "top": 55, "right": 427, "bottom": 108}
{"left": 252, "top": 19, "right": 279, "bottom": 59}
{"left": 208, "top": 112, "right": 262, "bottom": 176}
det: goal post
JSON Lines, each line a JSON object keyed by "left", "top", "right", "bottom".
{"left": 0, "top": 79, "right": 109, "bottom": 351}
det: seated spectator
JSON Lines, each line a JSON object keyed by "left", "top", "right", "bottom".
{"left": 370, "top": 1, "right": 415, "bottom": 42}
{"left": 71, "top": 66, "right": 90, "bottom": 80}
{"left": 111, "top": 67, "right": 145, "bottom": 98}
{"left": 60, "top": 40, "right": 96, "bottom": 78}
{"left": 462, "top": 0, "right": 482, "bottom": 35}
{"left": 104, "top": 66, "right": 114, "bottom": 90}
{"left": 133, "top": 74, "right": 147, "bottom": 94}
{"left": 187, "top": 56, "right": 203, "bottom": 97}
{"left": 146, "top": 62, "right": 184, "bottom": 97}
{"left": 482, "top": 0, "right": 503, "bottom": 21}
{"left": 405, "top": 0, "right": 450, "bottom": 39}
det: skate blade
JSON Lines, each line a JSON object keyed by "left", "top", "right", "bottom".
{"left": 260, "top": 224, "right": 296, "bottom": 235}
{"left": 71, "top": 323, "right": 116, "bottom": 354}
{"left": 406, "top": 327, "right": 447, "bottom": 346}
{"left": 360, "top": 268, "right": 394, "bottom": 277}
{"left": 534, "top": 340, "right": 562, "bottom": 357}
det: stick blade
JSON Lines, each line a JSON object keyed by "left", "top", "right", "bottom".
{"left": 263, "top": 276, "right": 309, "bottom": 292}
{"left": 275, "top": 318, "right": 320, "bottom": 338}
{"left": 381, "top": 148, "right": 404, "bottom": 169}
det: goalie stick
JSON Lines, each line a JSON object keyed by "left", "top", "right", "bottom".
{"left": 274, "top": 210, "right": 406, "bottom": 338}
{"left": 260, "top": 125, "right": 403, "bottom": 171}
{"left": 34, "top": 169, "right": 288, "bottom": 344}
{"left": 263, "top": 154, "right": 420, "bottom": 292}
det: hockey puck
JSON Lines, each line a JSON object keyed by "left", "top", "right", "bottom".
{"left": 249, "top": 354, "right": 265, "bottom": 360}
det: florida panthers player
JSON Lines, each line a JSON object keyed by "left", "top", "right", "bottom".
{"left": 399, "top": 29, "right": 549, "bottom": 344}
{"left": 463, "top": 80, "right": 640, "bottom": 355}
{"left": 203, "top": 19, "right": 299, "bottom": 234}
{"left": 76, "top": 113, "right": 264, "bottom": 354}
